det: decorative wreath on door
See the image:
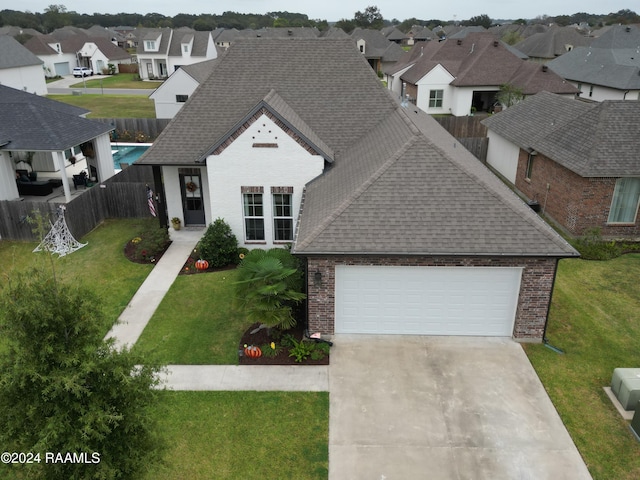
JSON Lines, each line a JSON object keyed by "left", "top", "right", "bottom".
{"left": 185, "top": 181, "right": 198, "bottom": 192}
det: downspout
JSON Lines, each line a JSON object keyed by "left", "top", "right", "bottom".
{"left": 542, "top": 257, "right": 564, "bottom": 354}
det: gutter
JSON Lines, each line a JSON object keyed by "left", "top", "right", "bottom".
{"left": 541, "top": 257, "right": 565, "bottom": 354}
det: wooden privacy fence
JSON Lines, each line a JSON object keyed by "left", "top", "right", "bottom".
{"left": 0, "top": 166, "right": 156, "bottom": 242}
{"left": 434, "top": 115, "right": 489, "bottom": 163}
{"left": 94, "top": 118, "right": 171, "bottom": 142}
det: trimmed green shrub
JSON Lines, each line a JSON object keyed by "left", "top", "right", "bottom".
{"left": 198, "top": 218, "right": 239, "bottom": 268}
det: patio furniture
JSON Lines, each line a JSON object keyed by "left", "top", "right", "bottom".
{"left": 16, "top": 176, "right": 54, "bottom": 196}
{"left": 72, "top": 174, "right": 87, "bottom": 190}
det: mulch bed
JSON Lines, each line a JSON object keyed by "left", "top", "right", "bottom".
{"left": 123, "top": 239, "right": 171, "bottom": 264}
{"left": 239, "top": 322, "right": 330, "bottom": 365}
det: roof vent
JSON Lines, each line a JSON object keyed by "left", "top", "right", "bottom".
{"left": 457, "top": 39, "right": 462, "bottom": 45}
{"left": 626, "top": 26, "right": 631, "bottom": 32}
{"left": 542, "top": 65, "right": 548, "bottom": 72}
{"left": 493, "top": 40, "right": 499, "bottom": 47}
{"left": 287, "top": 30, "right": 292, "bottom": 36}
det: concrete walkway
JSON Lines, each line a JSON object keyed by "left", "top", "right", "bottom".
{"left": 105, "top": 228, "right": 204, "bottom": 350}
{"left": 105, "top": 227, "right": 329, "bottom": 392}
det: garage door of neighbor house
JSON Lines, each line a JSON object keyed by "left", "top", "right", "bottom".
{"left": 335, "top": 265, "right": 522, "bottom": 336}
{"left": 54, "top": 62, "right": 70, "bottom": 76}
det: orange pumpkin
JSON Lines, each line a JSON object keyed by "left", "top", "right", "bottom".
{"left": 195, "top": 259, "right": 209, "bottom": 271}
{"left": 244, "top": 345, "right": 262, "bottom": 358}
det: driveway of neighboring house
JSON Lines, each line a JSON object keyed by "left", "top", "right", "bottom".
{"left": 328, "top": 335, "right": 592, "bottom": 479}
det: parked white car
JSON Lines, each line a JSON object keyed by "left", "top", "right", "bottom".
{"left": 73, "top": 67, "right": 93, "bottom": 77}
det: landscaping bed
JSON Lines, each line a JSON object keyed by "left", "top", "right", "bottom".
{"left": 239, "top": 322, "right": 330, "bottom": 366}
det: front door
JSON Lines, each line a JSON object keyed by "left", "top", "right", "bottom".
{"left": 180, "top": 172, "right": 205, "bottom": 226}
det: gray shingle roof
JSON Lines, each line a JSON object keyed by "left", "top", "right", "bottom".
{"left": 482, "top": 91, "right": 640, "bottom": 177}
{"left": 0, "top": 35, "right": 43, "bottom": 69}
{"left": 399, "top": 33, "right": 576, "bottom": 95}
{"left": 547, "top": 45, "right": 640, "bottom": 90}
{"left": 295, "top": 102, "right": 577, "bottom": 256}
{"left": 136, "top": 28, "right": 172, "bottom": 54}
{"left": 351, "top": 28, "right": 404, "bottom": 61}
{"left": 24, "top": 33, "right": 132, "bottom": 61}
{"left": 168, "top": 29, "right": 212, "bottom": 57}
{"left": 179, "top": 58, "right": 220, "bottom": 83}
{"left": 137, "top": 38, "right": 576, "bottom": 257}
{"left": 0, "top": 85, "right": 113, "bottom": 151}
{"left": 513, "top": 25, "right": 592, "bottom": 59}
{"left": 591, "top": 24, "right": 640, "bottom": 48}
{"left": 137, "top": 38, "right": 396, "bottom": 166}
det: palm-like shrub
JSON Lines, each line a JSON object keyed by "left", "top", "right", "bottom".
{"left": 235, "top": 248, "right": 306, "bottom": 330}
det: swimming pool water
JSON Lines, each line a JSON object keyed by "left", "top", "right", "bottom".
{"left": 112, "top": 144, "right": 151, "bottom": 170}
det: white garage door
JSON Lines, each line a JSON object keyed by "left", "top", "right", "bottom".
{"left": 335, "top": 265, "right": 522, "bottom": 336}
{"left": 54, "top": 62, "right": 70, "bottom": 76}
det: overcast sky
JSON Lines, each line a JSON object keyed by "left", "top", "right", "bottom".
{"left": 19, "top": 1, "right": 637, "bottom": 22}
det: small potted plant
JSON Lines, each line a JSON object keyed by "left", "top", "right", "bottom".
{"left": 171, "top": 217, "right": 181, "bottom": 230}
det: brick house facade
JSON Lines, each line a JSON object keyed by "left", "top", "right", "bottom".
{"left": 305, "top": 255, "right": 558, "bottom": 341}
{"left": 515, "top": 149, "right": 640, "bottom": 238}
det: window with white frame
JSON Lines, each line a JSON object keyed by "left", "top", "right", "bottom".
{"left": 525, "top": 153, "right": 535, "bottom": 180}
{"left": 176, "top": 95, "right": 189, "bottom": 103}
{"left": 273, "top": 191, "right": 293, "bottom": 241}
{"left": 145, "top": 40, "right": 156, "bottom": 51}
{"left": 429, "top": 89, "right": 443, "bottom": 108}
{"left": 243, "top": 190, "right": 265, "bottom": 241}
{"left": 607, "top": 178, "right": 640, "bottom": 224}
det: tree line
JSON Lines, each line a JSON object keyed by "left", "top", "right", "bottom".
{"left": 2, "top": 4, "right": 638, "bottom": 35}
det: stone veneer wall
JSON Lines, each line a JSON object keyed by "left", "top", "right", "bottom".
{"left": 305, "top": 255, "right": 559, "bottom": 341}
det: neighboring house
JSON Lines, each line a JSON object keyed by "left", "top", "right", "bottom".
{"left": 213, "top": 28, "right": 240, "bottom": 49}
{"left": 405, "top": 25, "right": 435, "bottom": 45}
{"left": 351, "top": 28, "right": 404, "bottom": 73}
{"left": 113, "top": 26, "right": 137, "bottom": 49}
{"left": 85, "top": 25, "right": 127, "bottom": 48}
{"left": 214, "top": 27, "right": 321, "bottom": 50}
{"left": 385, "top": 32, "right": 578, "bottom": 116}
{"left": 482, "top": 91, "right": 640, "bottom": 239}
{"left": 0, "top": 35, "right": 47, "bottom": 95}
{"left": 380, "top": 26, "right": 407, "bottom": 44}
{"left": 24, "top": 33, "right": 133, "bottom": 76}
{"left": 136, "top": 28, "right": 218, "bottom": 80}
{"left": 513, "top": 25, "right": 593, "bottom": 62}
{"left": 0, "top": 85, "right": 115, "bottom": 203}
{"left": 547, "top": 25, "right": 640, "bottom": 101}
{"left": 137, "top": 38, "right": 577, "bottom": 341}
{"left": 149, "top": 58, "right": 219, "bottom": 119}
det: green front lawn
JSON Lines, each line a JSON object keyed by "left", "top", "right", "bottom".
{"left": 133, "top": 269, "right": 247, "bottom": 364}
{"left": 0, "top": 218, "right": 155, "bottom": 334}
{"left": 524, "top": 254, "right": 640, "bottom": 480}
{"left": 143, "top": 391, "right": 328, "bottom": 479}
{"left": 69, "top": 73, "right": 159, "bottom": 89}
{"left": 47, "top": 94, "right": 155, "bottom": 118}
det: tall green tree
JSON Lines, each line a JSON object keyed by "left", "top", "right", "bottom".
{"left": 354, "top": 5, "right": 384, "bottom": 29}
{"left": 42, "top": 4, "right": 69, "bottom": 32}
{"left": 463, "top": 13, "right": 492, "bottom": 28}
{"left": 496, "top": 83, "right": 524, "bottom": 108}
{"left": 0, "top": 268, "right": 165, "bottom": 479}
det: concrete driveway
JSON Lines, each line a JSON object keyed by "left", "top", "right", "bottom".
{"left": 328, "top": 335, "right": 591, "bottom": 480}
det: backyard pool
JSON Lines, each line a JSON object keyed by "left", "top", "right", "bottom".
{"left": 112, "top": 143, "right": 152, "bottom": 171}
